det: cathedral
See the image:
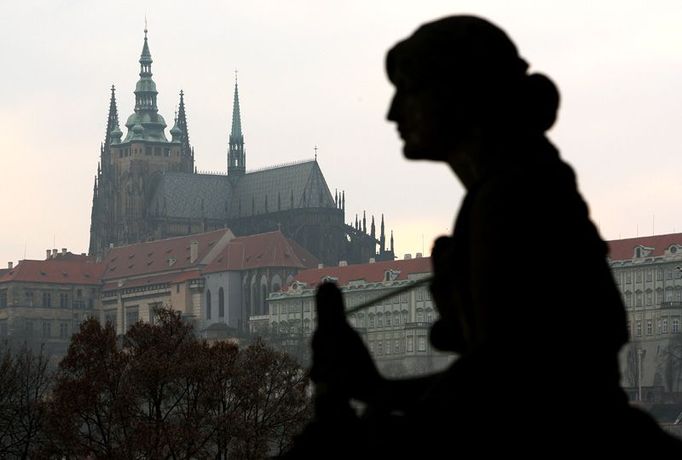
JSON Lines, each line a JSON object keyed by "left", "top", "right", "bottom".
{"left": 89, "top": 29, "right": 395, "bottom": 266}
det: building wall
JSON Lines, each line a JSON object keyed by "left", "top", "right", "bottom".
{"left": 261, "top": 276, "right": 452, "bottom": 376}
{"left": 203, "top": 271, "right": 242, "bottom": 330}
{"left": 0, "top": 281, "right": 99, "bottom": 355}
{"left": 611, "top": 256, "right": 682, "bottom": 401}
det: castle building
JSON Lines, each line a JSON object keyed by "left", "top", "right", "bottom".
{"left": 252, "top": 255, "right": 453, "bottom": 377}
{"left": 607, "top": 233, "right": 682, "bottom": 402}
{"left": 99, "top": 228, "right": 318, "bottom": 336}
{"left": 89, "top": 29, "right": 394, "bottom": 267}
{"left": 0, "top": 250, "right": 104, "bottom": 355}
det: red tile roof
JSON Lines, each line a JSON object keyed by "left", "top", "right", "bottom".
{"left": 101, "top": 229, "right": 233, "bottom": 280}
{"left": 0, "top": 259, "right": 105, "bottom": 285}
{"left": 204, "top": 231, "right": 319, "bottom": 273}
{"left": 294, "top": 257, "right": 432, "bottom": 287}
{"left": 607, "top": 233, "right": 682, "bottom": 261}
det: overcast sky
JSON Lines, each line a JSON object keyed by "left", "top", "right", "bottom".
{"left": 1, "top": 0, "right": 681, "bottom": 264}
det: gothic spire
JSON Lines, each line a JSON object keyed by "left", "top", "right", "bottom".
{"left": 104, "top": 85, "right": 122, "bottom": 146}
{"left": 390, "top": 230, "right": 394, "bottom": 254}
{"left": 362, "top": 211, "right": 367, "bottom": 234}
{"left": 176, "top": 90, "right": 192, "bottom": 157}
{"left": 380, "top": 214, "right": 386, "bottom": 253}
{"left": 123, "top": 27, "right": 168, "bottom": 142}
{"left": 228, "top": 72, "right": 246, "bottom": 176}
{"left": 370, "top": 215, "right": 376, "bottom": 240}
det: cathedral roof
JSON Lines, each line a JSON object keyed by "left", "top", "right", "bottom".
{"left": 149, "top": 160, "right": 336, "bottom": 221}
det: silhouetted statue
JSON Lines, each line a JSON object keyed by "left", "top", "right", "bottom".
{"left": 284, "top": 15, "right": 682, "bottom": 457}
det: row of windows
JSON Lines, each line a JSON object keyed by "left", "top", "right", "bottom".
{"left": 19, "top": 320, "right": 71, "bottom": 339}
{"left": 631, "top": 318, "right": 681, "bottom": 336}
{"left": 617, "top": 267, "right": 680, "bottom": 285}
{"left": 117, "top": 146, "right": 173, "bottom": 158}
{"left": 368, "top": 336, "right": 428, "bottom": 355}
{"left": 623, "top": 289, "right": 682, "bottom": 307}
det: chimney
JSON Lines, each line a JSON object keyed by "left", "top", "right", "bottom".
{"left": 52, "top": 249, "right": 58, "bottom": 257}
{"left": 339, "top": 260, "right": 348, "bottom": 267}
{"left": 404, "top": 254, "right": 412, "bottom": 260}
{"left": 7, "top": 262, "right": 13, "bottom": 269}
{"left": 61, "top": 248, "right": 67, "bottom": 255}
{"left": 46, "top": 249, "right": 51, "bottom": 260}
{"left": 369, "top": 258, "right": 376, "bottom": 264}
{"left": 317, "top": 263, "right": 324, "bottom": 269}
{"left": 190, "top": 240, "right": 199, "bottom": 263}
{"left": 81, "top": 253, "right": 86, "bottom": 256}
{"left": 415, "top": 253, "right": 422, "bottom": 258}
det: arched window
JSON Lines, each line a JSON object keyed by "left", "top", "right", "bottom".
{"left": 206, "top": 289, "right": 212, "bottom": 320}
{"left": 219, "top": 287, "right": 225, "bottom": 318}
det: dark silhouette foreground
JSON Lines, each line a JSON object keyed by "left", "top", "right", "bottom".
{"left": 285, "top": 15, "right": 682, "bottom": 457}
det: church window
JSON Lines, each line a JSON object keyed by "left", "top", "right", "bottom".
{"left": 219, "top": 287, "right": 225, "bottom": 318}
{"left": 206, "top": 289, "right": 212, "bottom": 320}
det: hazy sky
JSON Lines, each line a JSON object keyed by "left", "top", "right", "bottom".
{"left": 1, "top": 0, "right": 682, "bottom": 264}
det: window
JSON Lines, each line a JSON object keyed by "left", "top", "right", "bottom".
{"left": 402, "top": 310, "right": 408, "bottom": 324}
{"left": 42, "top": 321, "right": 51, "bottom": 338}
{"left": 394, "top": 339, "right": 400, "bottom": 354}
{"left": 416, "top": 289, "right": 423, "bottom": 301}
{"left": 145, "top": 146, "right": 152, "bottom": 155}
{"left": 126, "top": 308, "right": 139, "bottom": 329}
{"left": 59, "top": 292, "right": 68, "bottom": 308}
{"left": 377, "top": 341, "right": 383, "bottom": 355}
{"left": 105, "top": 311, "right": 117, "bottom": 329}
{"left": 206, "top": 289, "right": 212, "bottom": 320}
{"left": 59, "top": 322, "right": 68, "bottom": 339}
{"left": 0, "top": 290, "right": 6, "bottom": 308}
{"left": 636, "top": 320, "right": 642, "bottom": 337}
{"left": 636, "top": 292, "right": 643, "bottom": 307}
{"left": 626, "top": 272, "right": 632, "bottom": 284}
{"left": 426, "top": 309, "right": 434, "bottom": 323}
{"left": 42, "top": 292, "right": 52, "bottom": 307}
{"left": 25, "top": 320, "right": 34, "bottom": 337}
{"left": 417, "top": 336, "right": 427, "bottom": 352}
{"left": 636, "top": 271, "right": 642, "bottom": 283}
{"left": 416, "top": 309, "right": 424, "bottom": 322}
{"left": 646, "top": 270, "right": 652, "bottom": 282}
{"left": 219, "top": 287, "right": 225, "bottom": 318}
{"left": 657, "top": 269, "right": 663, "bottom": 281}
{"left": 657, "top": 320, "right": 662, "bottom": 335}
{"left": 393, "top": 312, "right": 400, "bottom": 326}
{"left": 406, "top": 336, "right": 414, "bottom": 352}
{"left": 0, "top": 321, "right": 7, "bottom": 337}
{"left": 385, "top": 314, "right": 391, "bottom": 327}
{"left": 646, "top": 291, "right": 653, "bottom": 306}
{"left": 673, "top": 319, "right": 680, "bottom": 334}
{"left": 25, "top": 290, "right": 33, "bottom": 306}
{"left": 369, "top": 314, "right": 375, "bottom": 328}
{"left": 377, "top": 314, "right": 383, "bottom": 328}
{"left": 646, "top": 320, "right": 653, "bottom": 335}
{"left": 663, "top": 319, "right": 669, "bottom": 334}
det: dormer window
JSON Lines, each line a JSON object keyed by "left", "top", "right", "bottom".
{"left": 634, "top": 245, "right": 653, "bottom": 258}
{"left": 384, "top": 269, "right": 401, "bottom": 282}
